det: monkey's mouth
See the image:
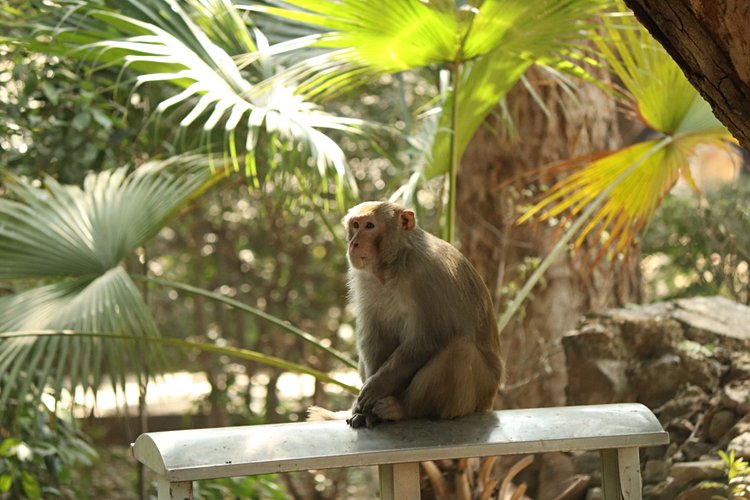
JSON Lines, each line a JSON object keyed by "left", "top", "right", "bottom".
{"left": 350, "top": 255, "right": 370, "bottom": 269}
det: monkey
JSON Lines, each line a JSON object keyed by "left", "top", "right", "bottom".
{"left": 309, "top": 201, "right": 503, "bottom": 428}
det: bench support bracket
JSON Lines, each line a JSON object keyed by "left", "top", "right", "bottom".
{"left": 601, "top": 447, "right": 642, "bottom": 500}
{"left": 379, "top": 462, "right": 420, "bottom": 500}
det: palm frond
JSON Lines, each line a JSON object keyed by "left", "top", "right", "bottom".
{"left": 252, "top": 0, "right": 606, "bottom": 95}
{"left": 518, "top": 5, "right": 734, "bottom": 259}
{"left": 596, "top": 8, "right": 727, "bottom": 136}
{"left": 0, "top": 157, "right": 225, "bottom": 420}
{"left": 30, "top": 0, "right": 360, "bottom": 201}
{"left": 0, "top": 331, "right": 360, "bottom": 396}
{"left": 140, "top": 275, "right": 358, "bottom": 369}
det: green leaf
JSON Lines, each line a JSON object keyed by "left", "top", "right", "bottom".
{"left": 596, "top": 5, "right": 727, "bottom": 137}
{"left": 20, "top": 471, "right": 41, "bottom": 500}
{"left": 0, "top": 157, "right": 226, "bottom": 420}
{"left": 41, "top": 81, "right": 59, "bottom": 106}
{"left": 519, "top": 4, "right": 734, "bottom": 260}
{"left": 426, "top": 53, "right": 532, "bottom": 178}
{"left": 37, "top": 0, "right": 360, "bottom": 200}
{"left": 71, "top": 112, "right": 91, "bottom": 131}
{"left": 0, "top": 331, "right": 360, "bottom": 396}
{"left": 0, "top": 474, "right": 11, "bottom": 493}
{"left": 0, "top": 438, "right": 20, "bottom": 457}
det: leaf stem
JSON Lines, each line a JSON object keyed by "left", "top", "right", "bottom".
{"left": 133, "top": 275, "right": 357, "bottom": 369}
{"left": 444, "top": 62, "right": 462, "bottom": 244}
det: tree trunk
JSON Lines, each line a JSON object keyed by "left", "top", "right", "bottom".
{"left": 624, "top": 0, "right": 750, "bottom": 152}
{"left": 457, "top": 68, "right": 642, "bottom": 412}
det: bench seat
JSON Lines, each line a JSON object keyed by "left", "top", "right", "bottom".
{"left": 132, "top": 402, "right": 668, "bottom": 499}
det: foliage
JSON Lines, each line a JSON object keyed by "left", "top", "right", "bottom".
{"left": 0, "top": 43, "right": 142, "bottom": 184}
{"left": 0, "top": 159, "right": 225, "bottom": 422}
{"left": 0, "top": 380, "right": 96, "bottom": 500}
{"left": 193, "top": 474, "right": 287, "bottom": 500}
{"left": 698, "top": 449, "right": 750, "bottom": 498}
{"left": 19, "top": 0, "right": 363, "bottom": 207}
{"left": 519, "top": 4, "right": 734, "bottom": 263}
{"left": 252, "top": 0, "right": 607, "bottom": 241}
{"left": 642, "top": 179, "right": 750, "bottom": 304}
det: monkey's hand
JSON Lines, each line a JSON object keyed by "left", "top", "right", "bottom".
{"left": 354, "top": 375, "right": 390, "bottom": 415}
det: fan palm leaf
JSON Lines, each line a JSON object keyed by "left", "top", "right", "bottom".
{"left": 0, "top": 158, "right": 226, "bottom": 419}
{"left": 518, "top": 5, "right": 735, "bottom": 260}
{"left": 251, "top": 0, "right": 606, "bottom": 241}
{"left": 30, "top": 0, "right": 361, "bottom": 203}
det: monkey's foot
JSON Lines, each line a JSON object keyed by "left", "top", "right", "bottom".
{"left": 347, "top": 412, "right": 381, "bottom": 429}
{"left": 373, "top": 396, "right": 405, "bottom": 421}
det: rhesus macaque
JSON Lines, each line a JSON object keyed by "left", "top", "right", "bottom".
{"left": 310, "top": 201, "right": 503, "bottom": 428}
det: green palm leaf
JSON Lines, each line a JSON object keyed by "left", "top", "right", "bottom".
{"left": 0, "top": 158, "right": 225, "bottom": 419}
{"left": 31, "top": 0, "right": 360, "bottom": 202}
{"left": 252, "top": 0, "right": 605, "bottom": 242}
{"left": 519, "top": 5, "right": 734, "bottom": 259}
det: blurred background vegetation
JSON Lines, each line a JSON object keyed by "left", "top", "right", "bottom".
{"left": 0, "top": 0, "right": 746, "bottom": 498}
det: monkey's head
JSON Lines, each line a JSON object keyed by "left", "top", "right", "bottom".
{"left": 343, "top": 201, "right": 416, "bottom": 272}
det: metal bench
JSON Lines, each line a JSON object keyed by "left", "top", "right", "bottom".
{"left": 132, "top": 402, "right": 668, "bottom": 499}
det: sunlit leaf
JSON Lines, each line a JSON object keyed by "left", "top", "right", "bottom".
{"left": 29, "top": 0, "right": 361, "bottom": 201}
{"left": 519, "top": 4, "right": 735, "bottom": 260}
{"left": 596, "top": 8, "right": 727, "bottom": 136}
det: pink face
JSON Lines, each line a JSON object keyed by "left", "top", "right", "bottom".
{"left": 346, "top": 214, "right": 378, "bottom": 270}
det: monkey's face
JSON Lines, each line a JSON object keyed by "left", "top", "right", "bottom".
{"left": 346, "top": 214, "right": 379, "bottom": 270}
{"left": 343, "top": 202, "right": 416, "bottom": 275}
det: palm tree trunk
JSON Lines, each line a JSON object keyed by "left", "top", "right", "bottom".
{"left": 457, "top": 68, "right": 642, "bottom": 412}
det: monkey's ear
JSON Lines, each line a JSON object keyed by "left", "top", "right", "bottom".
{"left": 400, "top": 210, "right": 416, "bottom": 231}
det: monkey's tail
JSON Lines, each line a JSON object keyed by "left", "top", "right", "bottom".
{"left": 306, "top": 406, "right": 352, "bottom": 421}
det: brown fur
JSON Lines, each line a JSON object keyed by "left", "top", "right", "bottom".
{"left": 317, "top": 201, "right": 503, "bottom": 428}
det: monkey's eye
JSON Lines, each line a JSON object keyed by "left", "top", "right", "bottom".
{"left": 365, "top": 222, "right": 375, "bottom": 229}
{"left": 352, "top": 221, "right": 359, "bottom": 229}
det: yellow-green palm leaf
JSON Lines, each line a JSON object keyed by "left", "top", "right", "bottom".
{"left": 520, "top": 5, "right": 734, "bottom": 258}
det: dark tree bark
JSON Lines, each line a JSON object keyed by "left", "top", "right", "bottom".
{"left": 624, "top": 0, "right": 750, "bottom": 151}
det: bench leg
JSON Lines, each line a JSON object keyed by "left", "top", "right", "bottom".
{"left": 379, "top": 462, "right": 420, "bottom": 500}
{"left": 156, "top": 477, "right": 193, "bottom": 500}
{"left": 601, "top": 447, "right": 642, "bottom": 500}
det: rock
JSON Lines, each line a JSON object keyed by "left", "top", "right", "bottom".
{"left": 656, "top": 385, "right": 709, "bottom": 422}
{"left": 537, "top": 453, "right": 575, "bottom": 500}
{"left": 673, "top": 296, "right": 750, "bottom": 349}
{"left": 570, "top": 451, "right": 601, "bottom": 478}
{"left": 643, "top": 459, "right": 670, "bottom": 483}
{"left": 728, "top": 431, "right": 750, "bottom": 459}
{"left": 708, "top": 410, "right": 736, "bottom": 442}
{"left": 618, "top": 316, "right": 683, "bottom": 357}
{"left": 563, "top": 327, "right": 632, "bottom": 405}
{"left": 584, "top": 486, "right": 602, "bottom": 500}
{"left": 680, "top": 437, "right": 713, "bottom": 462}
{"left": 644, "top": 477, "right": 681, "bottom": 500}
{"left": 729, "top": 352, "right": 750, "bottom": 380}
{"left": 722, "top": 379, "right": 750, "bottom": 415}
{"left": 676, "top": 483, "right": 726, "bottom": 500}
{"left": 679, "top": 345, "right": 724, "bottom": 392}
{"left": 669, "top": 460, "right": 724, "bottom": 483}
{"left": 632, "top": 354, "right": 687, "bottom": 407}
{"left": 722, "top": 413, "right": 750, "bottom": 448}
{"left": 562, "top": 297, "right": 750, "bottom": 500}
